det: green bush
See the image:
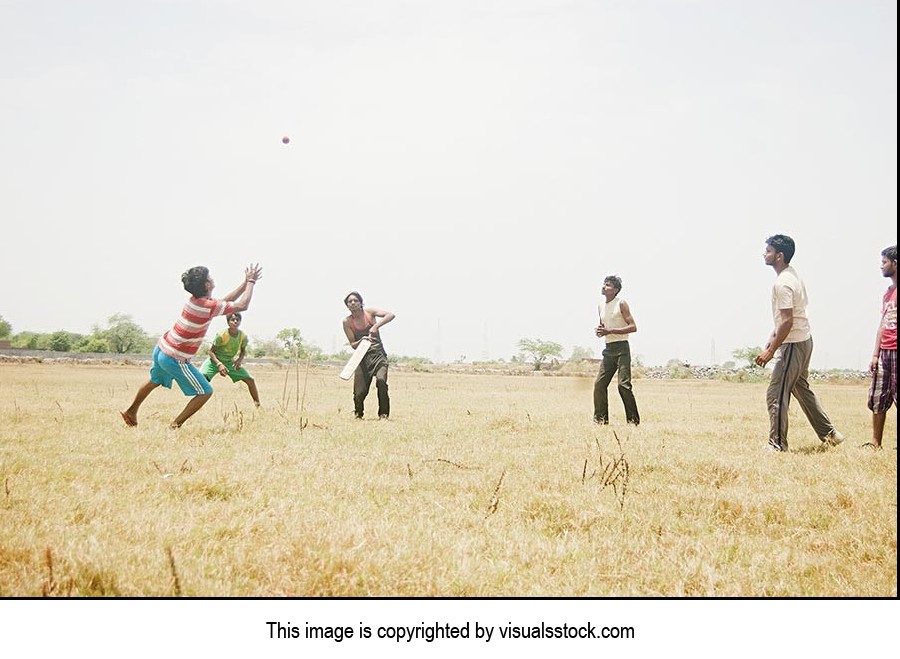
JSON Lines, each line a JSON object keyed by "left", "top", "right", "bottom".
{"left": 76, "top": 336, "right": 111, "bottom": 353}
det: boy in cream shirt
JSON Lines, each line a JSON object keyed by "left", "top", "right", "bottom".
{"left": 755, "top": 235, "right": 844, "bottom": 451}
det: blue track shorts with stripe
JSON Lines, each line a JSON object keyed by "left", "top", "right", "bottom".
{"left": 149, "top": 346, "right": 213, "bottom": 396}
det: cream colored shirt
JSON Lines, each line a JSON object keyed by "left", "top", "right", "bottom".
{"left": 772, "top": 266, "right": 811, "bottom": 343}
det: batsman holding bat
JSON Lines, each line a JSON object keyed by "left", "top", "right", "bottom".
{"left": 342, "top": 291, "right": 395, "bottom": 419}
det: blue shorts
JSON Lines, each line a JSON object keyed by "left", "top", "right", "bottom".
{"left": 150, "top": 346, "right": 213, "bottom": 396}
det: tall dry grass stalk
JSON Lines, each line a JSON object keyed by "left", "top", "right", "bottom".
{"left": 299, "top": 355, "right": 311, "bottom": 432}
{"left": 165, "top": 546, "right": 182, "bottom": 597}
{"left": 0, "top": 362, "right": 895, "bottom": 596}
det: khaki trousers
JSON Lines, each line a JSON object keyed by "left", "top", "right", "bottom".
{"left": 766, "top": 337, "right": 836, "bottom": 450}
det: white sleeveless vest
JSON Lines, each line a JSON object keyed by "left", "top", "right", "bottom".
{"left": 599, "top": 297, "right": 629, "bottom": 344}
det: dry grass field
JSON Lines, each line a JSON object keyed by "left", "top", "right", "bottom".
{"left": 0, "top": 362, "right": 895, "bottom": 597}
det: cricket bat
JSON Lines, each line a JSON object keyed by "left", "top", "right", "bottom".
{"left": 339, "top": 338, "right": 372, "bottom": 380}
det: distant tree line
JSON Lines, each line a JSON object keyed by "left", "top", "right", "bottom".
{"left": 0, "top": 314, "right": 801, "bottom": 372}
{"left": 0, "top": 313, "right": 155, "bottom": 354}
{"left": 1, "top": 314, "right": 649, "bottom": 368}
{"left": 0, "top": 314, "right": 411, "bottom": 362}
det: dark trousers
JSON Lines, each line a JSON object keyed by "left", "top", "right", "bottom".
{"left": 593, "top": 341, "right": 639, "bottom": 424}
{"left": 353, "top": 349, "right": 389, "bottom": 418}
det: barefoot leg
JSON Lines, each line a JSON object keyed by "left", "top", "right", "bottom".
{"left": 244, "top": 378, "right": 260, "bottom": 407}
{"left": 170, "top": 393, "right": 212, "bottom": 428}
{"left": 121, "top": 381, "right": 160, "bottom": 427}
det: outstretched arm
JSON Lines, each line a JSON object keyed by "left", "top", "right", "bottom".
{"left": 223, "top": 264, "right": 263, "bottom": 303}
{"left": 230, "top": 264, "right": 263, "bottom": 312}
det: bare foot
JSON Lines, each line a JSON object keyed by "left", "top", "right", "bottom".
{"left": 120, "top": 410, "right": 137, "bottom": 427}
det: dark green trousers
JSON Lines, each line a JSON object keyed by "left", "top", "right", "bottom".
{"left": 353, "top": 347, "right": 389, "bottom": 418}
{"left": 593, "top": 341, "right": 639, "bottom": 424}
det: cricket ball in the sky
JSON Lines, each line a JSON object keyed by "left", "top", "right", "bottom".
{"left": 282, "top": 136, "right": 290, "bottom": 144}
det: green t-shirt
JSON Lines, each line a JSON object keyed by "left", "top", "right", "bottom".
{"left": 211, "top": 329, "right": 247, "bottom": 364}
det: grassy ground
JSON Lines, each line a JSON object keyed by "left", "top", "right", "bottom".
{"left": 0, "top": 362, "right": 895, "bottom": 596}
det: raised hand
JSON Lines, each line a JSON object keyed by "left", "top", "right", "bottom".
{"left": 245, "top": 263, "right": 263, "bottom": 283}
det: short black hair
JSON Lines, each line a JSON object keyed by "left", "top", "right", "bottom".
{"left": 603, "top": 275, "right": 622, "bottom": 293}
{"left": 766, "top": 234, "right": 796, "bottom": 264}
{"left": 882, "top": 245, "right": 897, "bottom": 262}
{"left": 344, "top": 291, "right": 363, "bottom": 307}
{"left": 227, "top": 312, "right": 242, "bottom": 322}
{"left": 182, "top": 266, "right": 209, "bottom": 297}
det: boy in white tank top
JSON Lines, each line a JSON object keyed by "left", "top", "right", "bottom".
{"left": 593, "top": 275, "right": 640, "bottom": 425}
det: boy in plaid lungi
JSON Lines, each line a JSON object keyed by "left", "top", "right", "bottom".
{"left": 866, "top": 245, "right": 897, "bottom": 449}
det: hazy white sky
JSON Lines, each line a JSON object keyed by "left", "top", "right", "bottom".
{"left": 1, "top": 0, "right": 896, "bottom": 368}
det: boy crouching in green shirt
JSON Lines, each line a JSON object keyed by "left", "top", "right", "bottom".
{"left": 200, "top": 312, "right": 260, "bottom": 407}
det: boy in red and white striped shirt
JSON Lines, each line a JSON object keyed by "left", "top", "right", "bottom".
{"left": 120, "top": 263, "right": 262, "bottom": 429}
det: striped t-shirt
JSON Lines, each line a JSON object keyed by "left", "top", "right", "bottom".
{"left": 158, "top": 297, "right": 235, "bottom": 360}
